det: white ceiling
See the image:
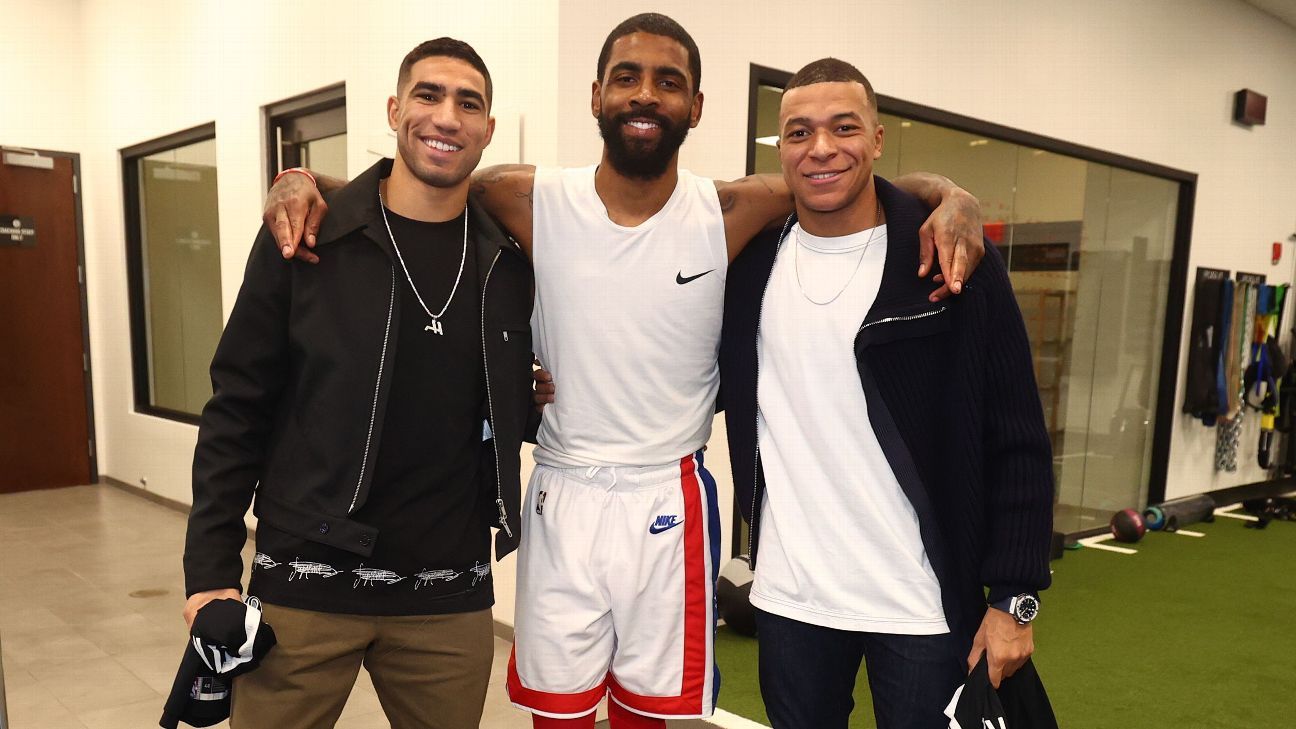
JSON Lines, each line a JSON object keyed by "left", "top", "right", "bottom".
{"left": 1241, "top": 0, "right": 1296, "bottom": 28}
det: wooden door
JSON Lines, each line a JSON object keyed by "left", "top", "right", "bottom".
{"left": 0, "top": 149, "right": 94, "bottom": 492}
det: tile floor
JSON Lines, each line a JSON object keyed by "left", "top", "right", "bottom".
{"left": 0, "top": 484, "right": 713, "bottom": 728}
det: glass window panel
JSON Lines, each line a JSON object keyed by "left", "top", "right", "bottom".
{"left": 134, "top": 137, "right": 222, "bottom": 417}
{"left": 1001, "top": 148, "right": 1088, "bottom": 531}
{"left": 874, "top": 113, "right": 902, "bottom": 181}
{"left": 1050, "top": 162, "right": 1110, "bottom": 532}
{"left": 1064, "top": 167, "right": 1177, "bottom": 529}
{"left": 753, "top": 84, "right": 783, "bottom": 175}
{"left": 890, "top": 121, "right": 1017, "bottom": 230}
{"left": 301, "top": 132, "right": 347, "bottom": 181}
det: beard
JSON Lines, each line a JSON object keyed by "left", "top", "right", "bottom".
{"left": 597, "top": 108, "right": 691, "bottom": 180}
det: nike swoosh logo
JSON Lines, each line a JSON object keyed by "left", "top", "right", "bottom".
{"left": 649, "top": 519, "right": 684, "bottom": 534}
{"left": 676, "top": 269, "right": 715, "bottom": 285}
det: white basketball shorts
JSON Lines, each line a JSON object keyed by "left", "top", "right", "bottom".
{"left": 506, "top": 450, "right": 721, "bottom": 719}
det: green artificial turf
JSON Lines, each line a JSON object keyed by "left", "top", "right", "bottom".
{"left": 714, "top": 516, "right": 1296, "bottom": 727}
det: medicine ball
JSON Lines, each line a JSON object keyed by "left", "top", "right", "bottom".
{"left": 717, "top": 554, "right": 757, "bottom": 637}
{"left": 1110, "top": 508, "right": 1146, "bottom": 543}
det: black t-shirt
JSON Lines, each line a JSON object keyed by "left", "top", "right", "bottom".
{"left": 251, "top": 207, "right": 493, "bottom": 616}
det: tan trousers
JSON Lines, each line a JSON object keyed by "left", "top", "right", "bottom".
{"left": 230, "top": 604, "right": 494, "bottom": 729}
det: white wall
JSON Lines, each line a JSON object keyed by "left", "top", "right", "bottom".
{"left": 555, "top": 0, "right": 1296, "bottom": 504}
{"left": 9, "top": 0, "right": 1296, "bottom": 627}
{"left": 1, "top": 0, "right": 86, "bottom": 153}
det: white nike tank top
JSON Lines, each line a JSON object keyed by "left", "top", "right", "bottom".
{"left": 531, "top": 165, "right": 728, "bottom": 467}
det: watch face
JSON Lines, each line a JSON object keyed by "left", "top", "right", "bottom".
{"left": 1015, "top": 595, "right": 1039, "bottom": 622}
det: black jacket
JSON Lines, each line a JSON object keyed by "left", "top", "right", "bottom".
{"left": 184, "top": 159, "right": 534, "bottom": 597}
{"left": 719, "top": 176, "right": 1053, "bottom": 646}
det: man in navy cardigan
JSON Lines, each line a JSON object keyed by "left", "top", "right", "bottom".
{"left": 719, "top": 58, "right": 1054, "bottom": 729}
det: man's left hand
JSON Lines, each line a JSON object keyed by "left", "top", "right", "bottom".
{"left": 919, "top": 187, "right": 985, "bottom": 301}
{"left": 967, "top": 607, "right": 1034, "bottom": 688}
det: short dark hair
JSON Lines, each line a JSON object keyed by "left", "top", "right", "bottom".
{"left": 786, "top": 57, "right": 876, "bottom": 114}
{"left": 597, "top": 13, "right": 702, "bottom": 93}
{"left": 398, "top": 37, "right": 493, "bottom": 108}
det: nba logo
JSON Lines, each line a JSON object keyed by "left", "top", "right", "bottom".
{"left": 536, "top": 491, "right": 547, "bottom": 515}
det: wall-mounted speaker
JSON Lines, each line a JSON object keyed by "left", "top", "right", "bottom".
{"left": 1234, "top": 89, "right": 1267, "bottom": 126}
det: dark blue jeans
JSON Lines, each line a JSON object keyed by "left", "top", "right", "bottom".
{"left": 755, "top": 609, "right": 965, "bottom": 729}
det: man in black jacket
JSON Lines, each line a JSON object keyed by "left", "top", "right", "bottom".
{"left": 182, "top": 38, "right": 535, "bottom": 729}
{"left": 718, "top": 59, "right": 1054, "bottom": 729}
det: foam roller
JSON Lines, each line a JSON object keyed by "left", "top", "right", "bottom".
{"left": 1144, "top": 494, "right": 1214, "bottom": 530}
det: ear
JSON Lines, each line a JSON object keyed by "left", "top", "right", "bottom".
{"left": 689, "top": 91, "right": 704, "bottom": 129}
{"left": 591, "top": 80, "right": 602, "bottom": 119}
{"left": 483, "top": 115, "right": 496, "bottom": 148}
{"left": 387, "top": 95, "right": 400, "bottom": 131}
{"left": 873, "top": 123, "right": 885, "bottom": 160}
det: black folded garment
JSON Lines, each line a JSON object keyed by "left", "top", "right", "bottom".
{"left": 159, "top": 597, "right": 277, "bottom": 729}
{"left": 945, "top": 652, "right": 1058, "bottom": 729}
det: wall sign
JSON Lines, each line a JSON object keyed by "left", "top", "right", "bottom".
{"left": 0, "top": 215, "right": 36, "bottom": 247}
{"left": 1196, "top": 267, "right": 1229, "bottom": 283}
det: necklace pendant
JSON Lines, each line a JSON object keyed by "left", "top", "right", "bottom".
{"left": 424, "top": 320, "right": 444, "bottom": 336}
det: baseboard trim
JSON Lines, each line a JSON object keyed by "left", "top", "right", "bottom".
{"left": 493, "top": 619, "right": 515, "bottom": 642}
{"left": 1066, "top": 525, "right": 1110, "bottom": 540}
{"left": 100, "top": 475, "right": 189, "bottom": 512}
{"left": 99, "top": 476, "right": 256, "bottom": 541}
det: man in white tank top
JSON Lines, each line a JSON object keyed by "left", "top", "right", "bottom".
{"left": 262, "top": 14, "right": 989, "bottom": 729}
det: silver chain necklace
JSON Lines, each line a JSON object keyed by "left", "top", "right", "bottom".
{"left": 794, "top": 201, "right": 883, "bottom": 306}
{"left": 377, "top": 190, "right": 467, "bottom": 335}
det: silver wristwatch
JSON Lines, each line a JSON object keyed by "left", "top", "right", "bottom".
{"left": 990, "top": 593, "right": 1040, "bottom": 624}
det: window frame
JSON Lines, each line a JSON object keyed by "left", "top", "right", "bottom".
{"left": 265, "top": 83, "right": 346, "bottom": 190}
{"left": 121, "top": 122, "right": 218, "bottom": 425}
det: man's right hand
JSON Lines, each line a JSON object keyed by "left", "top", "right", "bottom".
{"left": 263, "top": 172, "right": 327, "bottom": 264}
{"left": 183, "top": 588, "right": 243, "bottom": 630}
{"left": 533, "top": 365, "right": 555, "bottom": 414}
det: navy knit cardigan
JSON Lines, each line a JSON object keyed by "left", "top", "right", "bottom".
{"left": 719, "top": 176, "right": 1055, "bottom": 646}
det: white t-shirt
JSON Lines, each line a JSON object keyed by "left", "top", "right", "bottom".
{"left": 529, "top": 166, "right": 728, "bottom": 468}
{"left": 750, "top": 222, "right": 948, "bottom": 634}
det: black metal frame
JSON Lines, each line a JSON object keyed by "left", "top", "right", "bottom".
{"left": 737, "top": 63, "right": 1198, "bottom": 552}
{"left": 121, "top": 122, "right": 217, "bottom": 426}
{"left": 264, "top": 83, "right": 346, "bottom": 190}
{"left": 3, "top": 146, "right": 99, "bottom": 483}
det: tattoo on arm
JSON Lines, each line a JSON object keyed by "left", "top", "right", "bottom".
{"left": 470, "top": 169, "right": 507, "bottom": 197}
{"left": 514, "top": 189, "right": 533, "bottom": 208}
